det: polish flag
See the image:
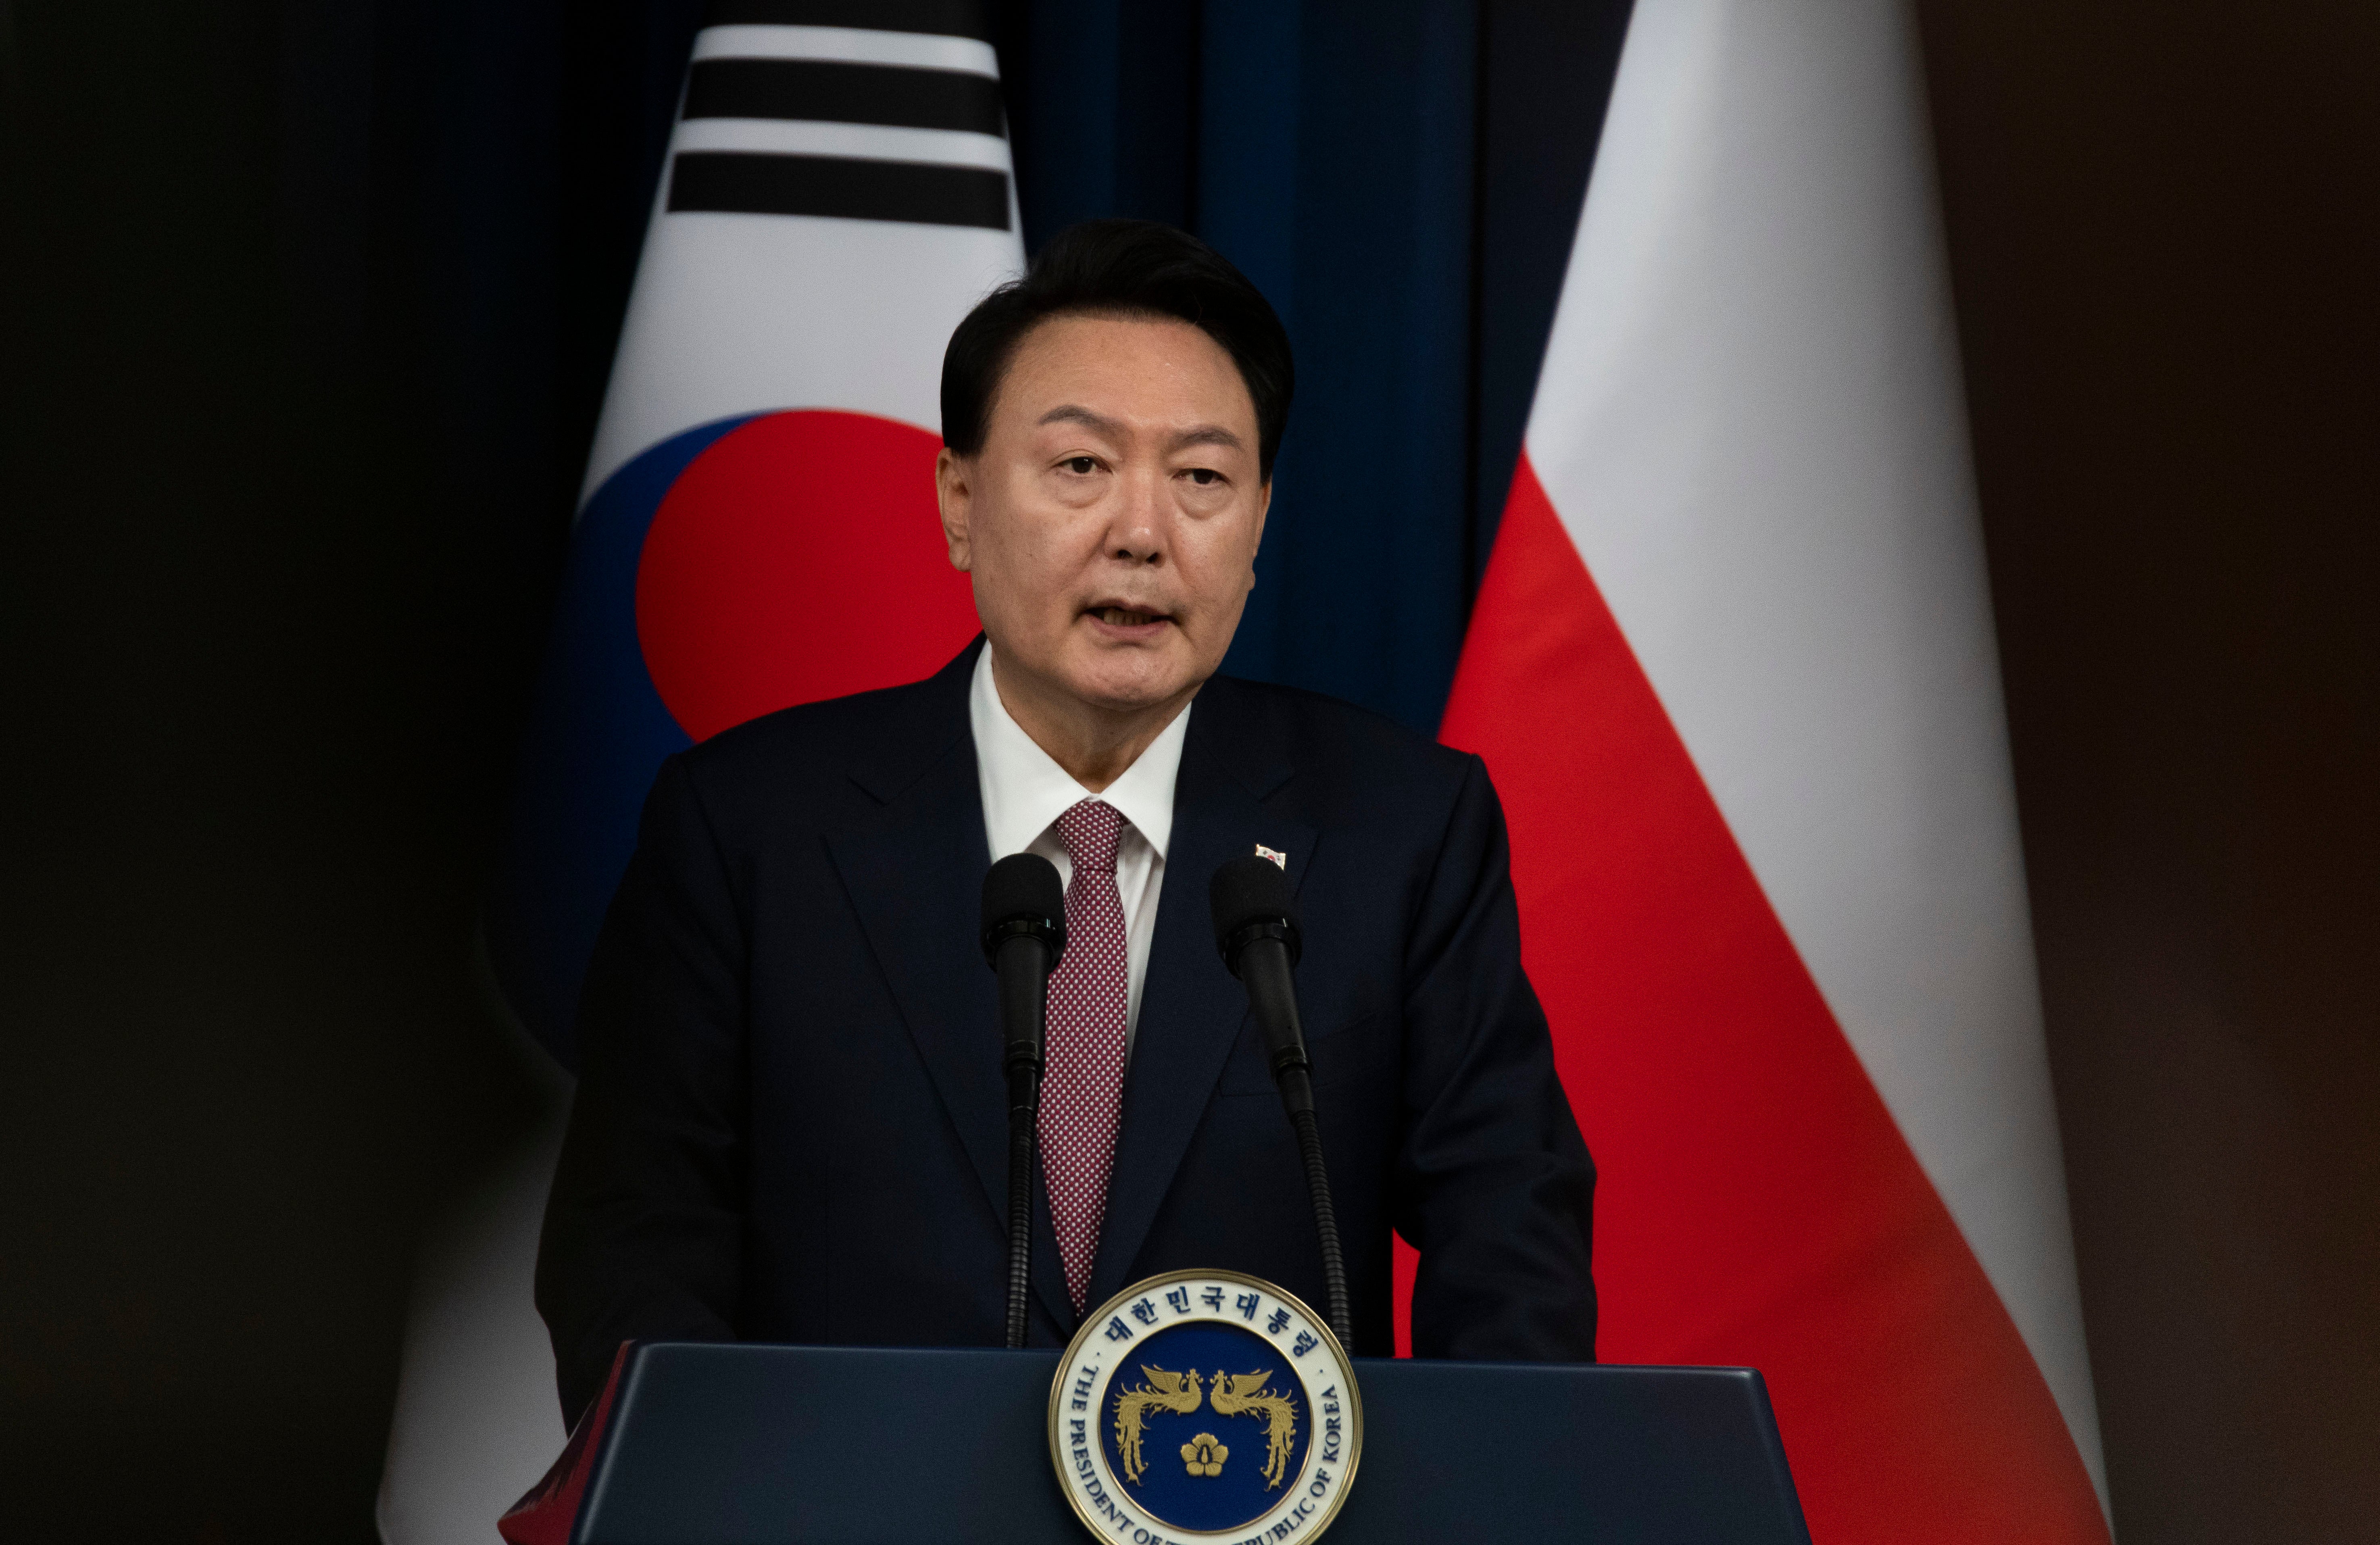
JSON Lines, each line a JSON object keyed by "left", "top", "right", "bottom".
{"left": 1431, "top": 1, "right": 2111, "bottom": 1537}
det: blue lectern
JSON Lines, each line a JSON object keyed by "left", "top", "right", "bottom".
{"left": 502, "top": 1342, "right": 1808, "bottom": 1544}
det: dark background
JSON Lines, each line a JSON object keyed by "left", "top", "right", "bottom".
{"left": 2, "top": 1, "right": 2372, "bottom": 1539}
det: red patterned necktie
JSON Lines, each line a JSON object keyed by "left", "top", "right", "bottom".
{"left": 1041, "top": 797, "right": 1131, "bottom": 1314}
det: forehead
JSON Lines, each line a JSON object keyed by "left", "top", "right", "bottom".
{"left": 991, "top": 312, "right": 1255, "bottom": 434}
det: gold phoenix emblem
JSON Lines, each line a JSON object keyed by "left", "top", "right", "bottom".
{"left": 1051, "top": 1271, "right": 1364, "bottom": 1545}
{"left": 1209, "top": 1370, "right": 1300, "bottom": 1490}
{"left": 1180, "top": 1433, "right": 1229, "bottom": 1477}
{"left": 1111, "top": 1367, "right": 1203, "bottom": 1484}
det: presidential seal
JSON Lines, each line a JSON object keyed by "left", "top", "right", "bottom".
{"left": 1049, "top": 1269, "right": 1362, "bottom": 1545}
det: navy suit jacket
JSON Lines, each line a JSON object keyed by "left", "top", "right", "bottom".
{"left": 538, "top": 640, "right": 1595, "bottom": 1422}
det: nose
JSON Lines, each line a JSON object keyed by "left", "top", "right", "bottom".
{"left": 1106, "top": 463, "right": 1170, "bottom": 566}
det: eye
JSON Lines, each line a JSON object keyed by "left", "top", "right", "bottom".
{"left": 1061, "top": 456, "right": 1099, "bottom": 475}
{"left": 1184, "top": 467, "right": 1222, "bottom": 486}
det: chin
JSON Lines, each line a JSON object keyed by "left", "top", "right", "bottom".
{"left": 1063, "top": 651, "right": 1198, "bottom": 714}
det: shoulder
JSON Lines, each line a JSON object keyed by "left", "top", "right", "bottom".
{"left": 1197, "top": 674, "right": 1481, "bottom": 808}
{"left": 658, "top": 656, "right": 973, "bottom": 824}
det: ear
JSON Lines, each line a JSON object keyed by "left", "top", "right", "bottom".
{"left": 1245, "top": 477, "right": 1272, "bottom": 591}
{"left": 936, "top": 446, "right": 974, "bottom": 571}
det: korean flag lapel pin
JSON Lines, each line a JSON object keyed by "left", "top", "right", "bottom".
{"left": 1254, "top": 843, "right": 1288, "bottom": 869}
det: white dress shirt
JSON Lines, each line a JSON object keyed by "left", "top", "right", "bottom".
{"left": 970, "top": 644, "right": 1189, "bottom": 1044}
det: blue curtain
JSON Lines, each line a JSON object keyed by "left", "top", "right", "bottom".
{"left": 490, "top": 0, "right": 1630, "bottom": 737}
{"left": 998, "top": 0, "right": 1629, "bottom": 732}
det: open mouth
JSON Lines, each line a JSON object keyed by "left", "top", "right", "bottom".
{"left": 1088, "top": 605, "right": 1170, "bottom": 628}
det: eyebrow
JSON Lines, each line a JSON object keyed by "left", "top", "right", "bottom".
{"left": 1171, "top": 424, "right": 1247, "bottom": 453}
{"left": 1037, "top": 404, "right": 1123, "bottom": 436}
{"left": 1036, "top": 404, "right": 1247, "bottom": 454}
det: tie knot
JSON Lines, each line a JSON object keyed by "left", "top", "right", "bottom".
{"left": 1056, "top": 798, "right": 1124, "bottom": 875}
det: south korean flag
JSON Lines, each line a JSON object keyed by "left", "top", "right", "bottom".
{"left": 383, "top": 10, "right": 1022, "bottom": 1539}
{"left": 487, "top": 0, "right": 1025, "bottom": 1061}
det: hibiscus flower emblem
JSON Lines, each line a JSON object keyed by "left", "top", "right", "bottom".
{"left": 1180, "top": 1433, "right": 1229, "bottom": 1478}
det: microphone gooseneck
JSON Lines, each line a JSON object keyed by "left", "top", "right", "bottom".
{"left": 982, "top": 854, "right": 1067, "bottom": 1349}
{"left": 1209, "top": 855, "right": 1354, "bottom": 1352}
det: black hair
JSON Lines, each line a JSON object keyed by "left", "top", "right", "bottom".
{"left": 939, "top": 219, "right": 1294, "bottom": 480}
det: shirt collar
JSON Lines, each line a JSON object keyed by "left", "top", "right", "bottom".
{"left": 970, "top": 643, "right": 1187, "bottom": 861}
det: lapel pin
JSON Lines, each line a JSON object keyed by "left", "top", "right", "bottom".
{"left": 1254, "top": 844, "right": 1287, "bottom": 869}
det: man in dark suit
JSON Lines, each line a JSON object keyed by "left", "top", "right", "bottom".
{"left": 537, "top": 220, "right": 1596, "bottom": 1424}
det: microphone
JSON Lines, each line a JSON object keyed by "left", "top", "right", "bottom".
{"left": 1210, "top": 855, "right": 1353, "bottom": 1351}
{"left": 982, "top": 854, "right": 1067, "bottom": 1349}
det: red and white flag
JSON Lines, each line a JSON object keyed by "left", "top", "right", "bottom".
{"left": 1436, "top": 1, "right": 2111, "bottom": 1536}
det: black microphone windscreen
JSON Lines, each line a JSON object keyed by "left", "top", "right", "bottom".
{"left": 982, "top": 852, "right": 1065, "bottom": 936}
{"left": 1209, "top": 853, "right": 1301, "bottom": 947}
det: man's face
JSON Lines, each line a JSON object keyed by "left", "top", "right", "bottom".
{"left": 937, "top": 312, "right": 1270, "bottom": 718}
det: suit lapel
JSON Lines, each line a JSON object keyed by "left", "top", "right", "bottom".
{"left": 1088, "top": 679, "right": 1319, "bottom": 1308}
{"left": 825, "top": 641, "right": 1077, "bottom": 1333}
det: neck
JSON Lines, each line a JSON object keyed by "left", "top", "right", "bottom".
{"left": 990, "top": 648, "right": 1196, "bottom": 793}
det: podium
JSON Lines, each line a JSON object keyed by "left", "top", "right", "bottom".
{"left": 503, "top": 1342, "right": 1809, "bottom": 1544}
